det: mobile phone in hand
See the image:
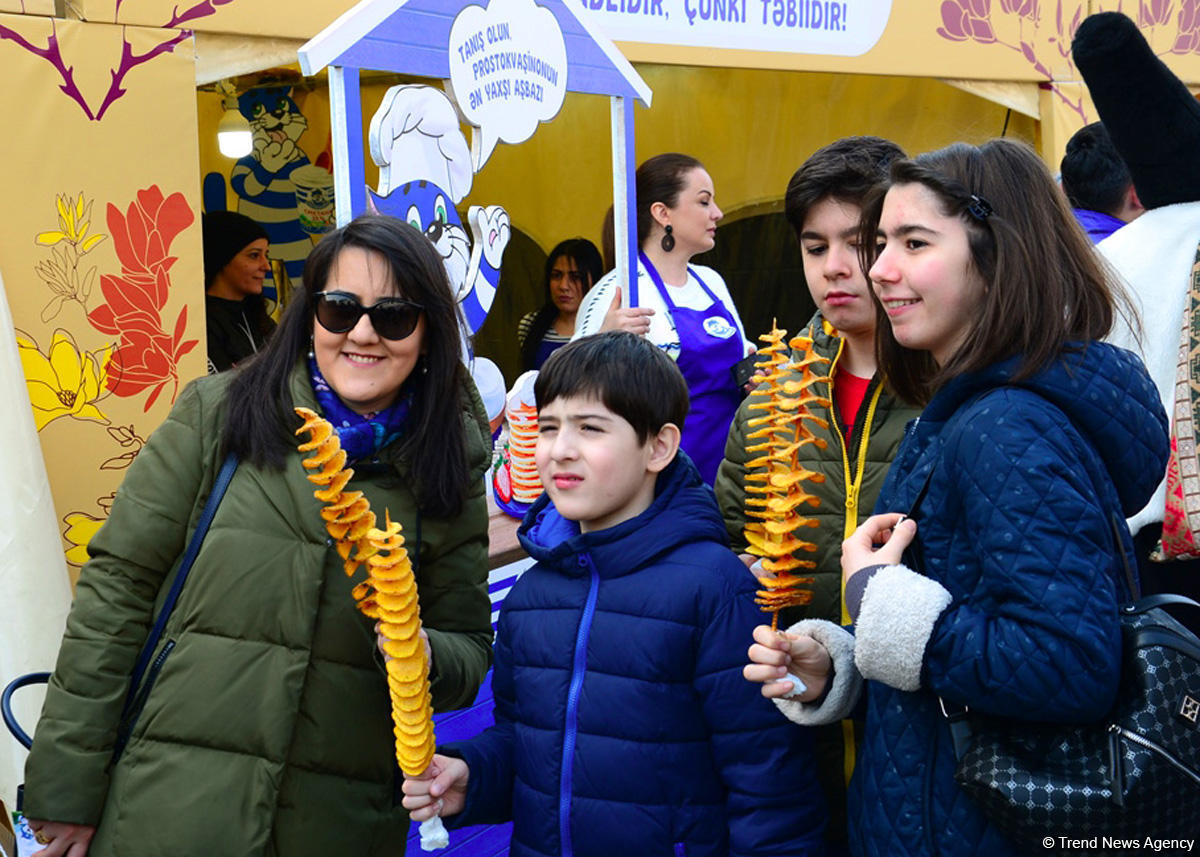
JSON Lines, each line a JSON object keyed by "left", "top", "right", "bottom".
{"left": 731, "top": 353, "right": 761, "bottom": 392}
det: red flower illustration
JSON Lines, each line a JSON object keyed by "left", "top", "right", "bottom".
{"left": 88, "top": 186, "right": 198, "bottom": 412}
{"left": 937, "top": 0, "right": 997, "bottom": 42}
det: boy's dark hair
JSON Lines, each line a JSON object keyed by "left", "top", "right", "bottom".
{"left": 1059, "top": 122, "right": 1133, "bottom": 216}
{"left": 784, "top": 136, "right": 906, "bottom": 241}
{"left": 534, "top": 331, "right": 689, "bottom": 443}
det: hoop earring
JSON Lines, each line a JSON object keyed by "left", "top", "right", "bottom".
{"left": 660, "top": 225, "right": 675, "bottom": 252}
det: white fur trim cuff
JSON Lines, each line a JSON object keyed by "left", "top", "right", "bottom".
{"left": 772, "top": 619, "right": 862, "bottom": 726}
{"left": 853, "top": 564, "right": 952, "bottom": 692}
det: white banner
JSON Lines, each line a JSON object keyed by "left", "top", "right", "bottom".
{"left": 576, "top": 0, "right": 891, "bottom": 56}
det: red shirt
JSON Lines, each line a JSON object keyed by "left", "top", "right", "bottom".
{"left": 834, "top": 365, "right": 872, "bottom": 440}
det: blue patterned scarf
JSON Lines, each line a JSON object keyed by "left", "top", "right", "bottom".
{"left": 307, "top": 355, "right": 413, "bottom": 462}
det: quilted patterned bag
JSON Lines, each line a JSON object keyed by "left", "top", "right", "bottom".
{"left": 943, "top": 592, "right": 1200, "bottom": 842}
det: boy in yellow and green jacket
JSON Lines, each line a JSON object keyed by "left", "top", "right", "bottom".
{"left": 715, "top": 136, "right": 921, "bottom": 857}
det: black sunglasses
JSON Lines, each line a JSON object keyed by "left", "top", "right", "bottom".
{"left": 314, "top": 291, "right": 423, "bottom": 341}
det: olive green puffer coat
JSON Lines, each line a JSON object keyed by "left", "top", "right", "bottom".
{"left": 24, "top": 362, "right": 494, "bottom": 857}
{"left": 714, "top": 311, "right": 920, "bottom": 852}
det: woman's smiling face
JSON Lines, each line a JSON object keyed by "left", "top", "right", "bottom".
{"left": 869, "top": 182, "right": 986, "bottom": 366}
{"left": 312, "top": 245, "right": 425, "bottom": 416}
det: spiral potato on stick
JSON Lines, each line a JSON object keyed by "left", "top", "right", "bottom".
{"left": 294, "top": 407, "right": 378, "bottom": 576}
{"left": 742, "top": 327, "right": 832, "bottom": 630}
{"left": 294, "top": 407, "right": 447, "bottom": 849}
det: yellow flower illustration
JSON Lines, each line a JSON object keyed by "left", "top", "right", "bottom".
{"left": 37, "top": 192, "right": 105, "bottom": 252}
{"left": 62, "top": 510, "right": 105, "bottom": 566}
{"left": 34, "top": 192, "right": 107, "bottom": 321}
{"left": 17, "top": 329, "right": 113, "bottom": 431}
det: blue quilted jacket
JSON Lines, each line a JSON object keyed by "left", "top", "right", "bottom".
{"left": 445, "top": 453, "right": 827, "bottom": 857}
{"left": 848, "top": 342, "right": 1169, "bottom": 857}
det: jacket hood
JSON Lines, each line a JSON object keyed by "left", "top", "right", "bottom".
{"left": 517, "top": 451, "right": 730, "bottom": 576}
{"left": 923, "top": 342, "right": 1168, "bottom": 517}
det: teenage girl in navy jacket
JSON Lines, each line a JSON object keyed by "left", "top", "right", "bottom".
{"left": 745, "top": 139, "right": 1169, "bottom": 857}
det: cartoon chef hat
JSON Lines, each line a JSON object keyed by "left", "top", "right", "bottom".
{"left": 369, "top": 84, "right": 473, "bottom": 204}
{"left": 1073, "top": 12, "right": 1200, "bottom": 209}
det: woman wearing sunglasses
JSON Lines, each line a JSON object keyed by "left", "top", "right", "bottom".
{"left": 23, "top": 215, "right": 494, "bottom": 857}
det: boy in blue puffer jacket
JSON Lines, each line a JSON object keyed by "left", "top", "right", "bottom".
{"left": 402, "top": 331, "right": 827, "bottom": 856}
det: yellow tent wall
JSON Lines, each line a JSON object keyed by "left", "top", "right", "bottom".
{"left": 6, "top": 0, "right": 1200, "bottom": 587}
{"left": 200, "top": 68, "right": 1036, "bottom": 256}
{"left": 0, "top": 11, "right": 206, "bottom": 587}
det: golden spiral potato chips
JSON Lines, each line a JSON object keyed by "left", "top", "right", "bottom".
{"left": 743, "top": 327, "right": 832, "bottom": 630}
{"left": 295, "top": 407, "right": 435, "bottom": 777}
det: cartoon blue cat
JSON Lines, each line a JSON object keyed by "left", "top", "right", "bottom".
{"left": 367, "top": 179, "right": 506, "bottom": 332}
{"left": 230, "top": 86, "right": 313, "bottom": 293}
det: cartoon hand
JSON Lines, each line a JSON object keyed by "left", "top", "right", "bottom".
{"left": 260, "top": 141, "right": 291, "bottom": 173}
{"left": 469, "top": 205, "right": 511, "bottom": 269}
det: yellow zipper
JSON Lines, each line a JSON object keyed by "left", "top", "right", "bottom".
{"left": 826, "top": 334, "right": 884, "bottom": 788}
{"left": 827, "top": 340, "right": 885, "bottom": 623}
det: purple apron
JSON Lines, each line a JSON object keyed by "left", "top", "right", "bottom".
{"left": 639, "top": 252, "right": 744, "bottom": 484}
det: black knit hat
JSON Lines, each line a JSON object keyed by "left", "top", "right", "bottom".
{"left": 202, "top": 211, "right": 269, "bottom": 288}
{"left": 1073, "top": 11, "right": 1200, "bottom": 209}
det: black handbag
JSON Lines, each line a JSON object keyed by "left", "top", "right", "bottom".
{"left": 943, "top": 592, "right": 1200, "bottom": 843}
{"left": 902, "top": 402, "right": 1200, "bottom": 845}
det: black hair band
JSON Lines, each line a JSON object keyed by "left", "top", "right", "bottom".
{"left": 966, "top": 194, "right": 993, "bottom": 221}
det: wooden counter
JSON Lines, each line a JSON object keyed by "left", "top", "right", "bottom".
{"left": 486, "top": 489, "right": 526, "bottom": 569}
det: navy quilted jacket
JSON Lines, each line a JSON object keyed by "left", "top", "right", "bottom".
{"left": 848, "top": 342, "right": 1169, "bottom": 857}
{"left": 446, "top": 453, "right": 827, "bottom": 857}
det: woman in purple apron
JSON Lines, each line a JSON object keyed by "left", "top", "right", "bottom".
{"left": 573, "top": 153, "right": 752, "bottom": 483}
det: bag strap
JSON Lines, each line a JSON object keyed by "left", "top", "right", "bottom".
{"left": 119, "top": 452, "right": 239, "bottom": 723}
{"left": 1123, "top": 592, "right": 1200, "bottom": 614}
{"left": 1110, "top": 512, "right": 1141, "bottom": 602}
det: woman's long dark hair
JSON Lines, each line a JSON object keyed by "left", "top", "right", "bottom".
{"left": 520, "top": 238, "right": 603, "bottom": 371}
{"left": 222, "top": 214, "right": 473, "bottom": 518}
{"left": 857, "top": 139, "right": 1138, "bottom": 405}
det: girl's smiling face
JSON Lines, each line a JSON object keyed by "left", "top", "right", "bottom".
{"left": 869, "top": 182, "right": 986, "bottom": 366}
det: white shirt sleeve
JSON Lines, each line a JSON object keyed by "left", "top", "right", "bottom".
{"left": 573, "top": 270, "right": 619, "bottom": 340}
{"left": 572, "top": 262, "right": 751, "bottom": 358}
